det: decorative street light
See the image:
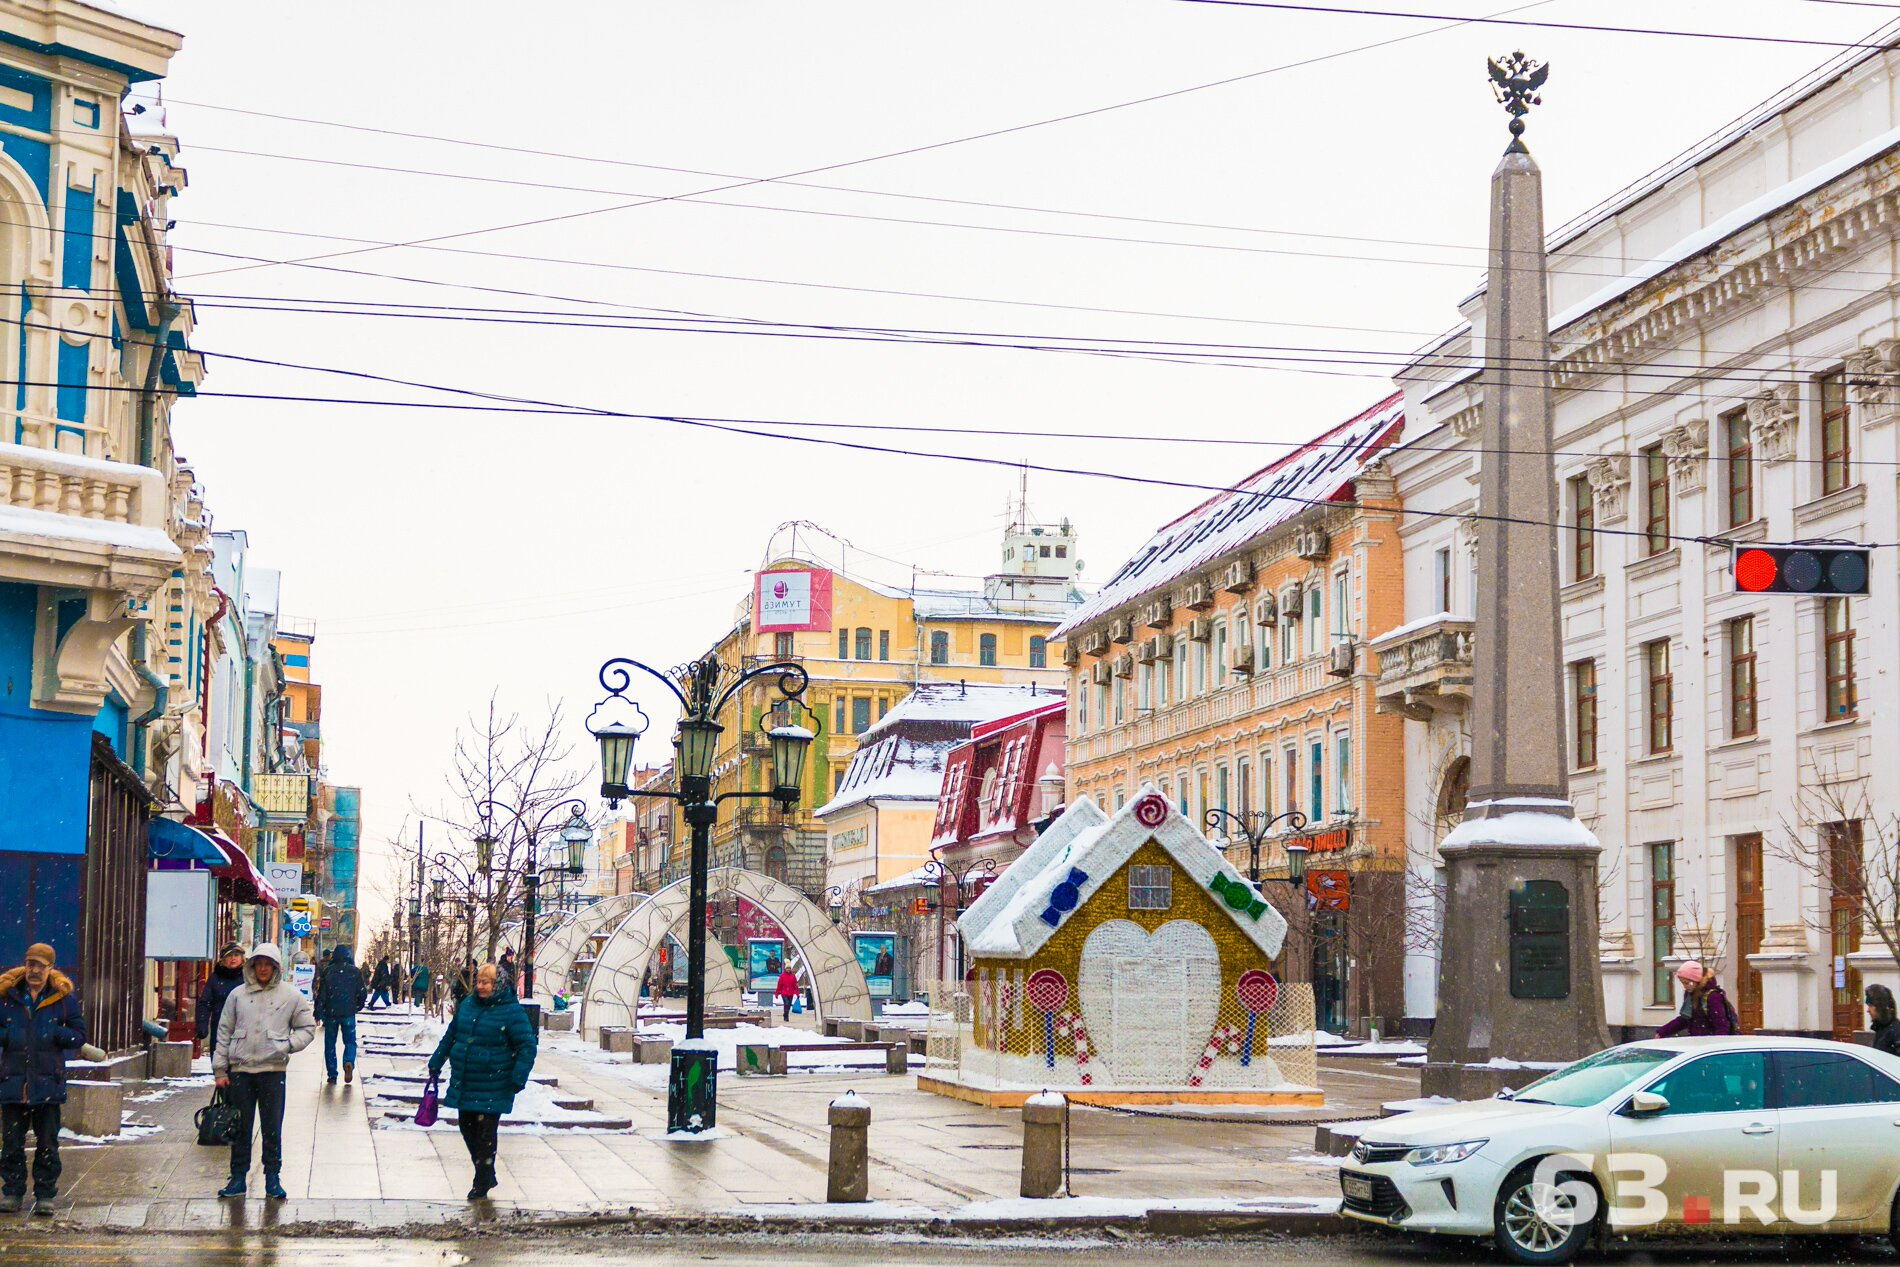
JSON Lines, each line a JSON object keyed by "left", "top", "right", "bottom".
{"left": 471, "top": 797, "right": 593, "bottom": 1005}
{"left": 922, "top": 855, "right": 998, "bottom": 983}
{"left": 1203, "top": 808, "right": 1311, "bottom": 887}
{"left": 587, "top": 653, "right": 813, "bottom": 1134}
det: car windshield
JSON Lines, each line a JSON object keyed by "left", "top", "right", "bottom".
{"left": 1509, "top": 1046, "right": 1676, "bottom": 1106}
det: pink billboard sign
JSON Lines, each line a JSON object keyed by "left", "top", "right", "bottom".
{"left": 755, "top": 568, "right": 833, "bottom": 633}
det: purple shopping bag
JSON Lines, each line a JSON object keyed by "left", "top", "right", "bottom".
{"left": 415, "top": 1071, "right": 441, "bottom": 1127}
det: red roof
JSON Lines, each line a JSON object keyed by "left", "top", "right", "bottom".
{"left": 931, "top": 698, "right": 1066, "bottom": 851}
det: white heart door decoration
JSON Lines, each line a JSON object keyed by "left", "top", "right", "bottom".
{"left": 1077, "top": 919, "right": 1221, "bottom": 1086}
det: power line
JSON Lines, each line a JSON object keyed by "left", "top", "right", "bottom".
{"left": 1161, "top": 0, "right": 1897, "bottom": 50}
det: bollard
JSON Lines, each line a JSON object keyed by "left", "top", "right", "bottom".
{"left": 1020, "top": 1091, "right": 1066, "bottom": 1198}
{"left": 826, "top": 1091, "right": 871, "bottom": 1203}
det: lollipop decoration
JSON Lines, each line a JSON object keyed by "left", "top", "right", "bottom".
{"left": 1026, "top": 969, "right": 1069, "bottom": 1069}
{"left": 1236, "top": 969, "right": 1279, "bottom": 1068}
{"left": 1133, "top": 793, "right": 1169, "bottom": 828}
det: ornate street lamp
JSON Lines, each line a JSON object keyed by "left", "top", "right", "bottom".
{"left": 471, "top": 797, "right": 593, "bottom": 1006}
{"left": 1204, "top": 807, "right": 1309, "bottom": 886}
{"left": 587, "top": 652, "right": 811, "bottom": 1134}
{"left": 923, "top": 855, "right": 998, "bottom": 983}
{"left": 561, "top": 806, "right": 592, "bottom": 875}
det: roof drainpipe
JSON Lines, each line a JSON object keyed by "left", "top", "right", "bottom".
{"left": 136, "top": 300, "right": 180, "bottom": 467}
{"left": 131, "top": 625, "right": 169, "bottom": 777}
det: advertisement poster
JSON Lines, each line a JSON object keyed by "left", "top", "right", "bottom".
{"left": 748, "top": 939, "right": 785, "bottom": 992}
{"left": 754, "top": 568, "right": 834, "bottom": 633}
{"left": 291, "top": 963, "right": 316, "bottom": 1000}
{"left": 853, "top": 932, "right": 896, "bottom": 999}
{"left": 262, "top": 863, "right": 303, "bottom": 899}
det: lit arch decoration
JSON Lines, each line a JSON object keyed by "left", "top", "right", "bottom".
{"left": 530, "top": 891, "right": 648, "bottom": 1000}
{"left": 581, "top": 866, "right": 871, "bottom": 1037}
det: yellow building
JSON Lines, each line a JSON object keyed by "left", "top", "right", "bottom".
{"left": 698, "top": 520, "right": 1086, "bottom": 899}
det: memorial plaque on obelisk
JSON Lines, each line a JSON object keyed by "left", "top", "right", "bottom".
{"left": 1421, "top": 54, "right": 1611, "bottom": 1101}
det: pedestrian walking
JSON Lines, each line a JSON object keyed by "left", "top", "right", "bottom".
{"left": 194, "top": 943, "right": 246, "bottom": 1057}
{"left": 775, "top": 966, "right": 800, "bottom": 1022}
{"left": 214, "top": 943, "right": 317, "bottom": 1200}
{"left": 451, "top": 959, "right": 474, "bottom": 1007}
{"left": 1867, "top": 984, "right": 1900, "bottom": 1056}
{"left": 0, "top": 943, "right": 86, "bottom": 1215}
{"left": 1657, "top": 960, "right": 1738, "bottom": 1037}
{"left": 368, "top": 956, "right": 394, "bottom": 1011}
{"left": 427, "top": 963, "right": 535, "bottom": 1201}
{"left": 409, "top": 962, "right": 431, "bottom": 1010}
{"left": 498, "top": 949, "right": 516, "bottom": 990}
{"left": 317, "top": 945, "right": 367, "bottom": 1084}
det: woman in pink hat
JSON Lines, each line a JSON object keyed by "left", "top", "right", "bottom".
{"left": 1657, "top": 960, "right": 1738, "bottom": 1037}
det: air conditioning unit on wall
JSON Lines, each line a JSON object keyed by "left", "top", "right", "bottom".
{"left": 1183, "top": 581, "right": 1214, "bottom": 611}
{"left": 1255, "top": 593, "right": 1279, "bottom": 626}
{"left": 1329, "top": 641, "right": 1355, "bottom": 678}
{"left": 1231, "top": 643, "right": 1256, "bottom": 676}
{"left": 1108, "top": 617, "right": 1134, "bottom": 644}
{"left": 1220, "top": 558, "right": 1255, "bottom": 593}
{"left": 1091, "top": 660, "right": 1113, "bottom": 684}
{"left": 1186, "top": 617, "right": 1213, "bottom": 643}
{"left": 1296, "top": 527, "right": 1331, "bottom": 561}
{"left": 1140, "top": 599, "right": 1172, "bottom": 630}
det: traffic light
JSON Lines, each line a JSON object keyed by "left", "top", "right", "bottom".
{"left": 1733, "top": 546, "right": 1870, "bottom": 596}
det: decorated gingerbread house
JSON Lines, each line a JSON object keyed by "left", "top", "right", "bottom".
{"left": 923, "top": 785, "right": 1320, "bottom": 1106}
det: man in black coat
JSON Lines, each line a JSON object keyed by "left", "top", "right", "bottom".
{"left": 316, "top": 946, "right": 366, "bottom": 1085}
{"left": 368, "top": 956, "right": 394, "bottom": 1010}
{"left": 195, "top": 943, "right": 246, "bottom": 1057}
{"left": 0, "top": 944, "right": 86, "bottom": 1214}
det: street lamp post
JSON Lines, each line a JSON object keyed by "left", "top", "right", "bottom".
{"left": 470, "top": 798, "right": 592, "bottom": 1002}
{"left": 921, "top": 855, "right": 997, "bottom": 984}
{"left": 588, "top": 654, "right": 814, "bottom": 1134}
{"left": 1203, "top": 808, "right": 1311, "bottom": 887}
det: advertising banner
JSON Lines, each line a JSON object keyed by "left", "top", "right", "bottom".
{"left": 852, "top": 932, "right": 897, "bottom": 999}
{"left": 754, "top": 568, "right": 834, "bottom": 633}
{"left": 262, "top": 863, "right": 303, "bottom": 897}
{"left": 747, "top": 938, "right": 785, "bottom": 991}
{"left": 1306, "top": 869, "right": 1351, "bottom": 912}
{"left": 291, "top": 963, "right": 315, "bottom": 1000}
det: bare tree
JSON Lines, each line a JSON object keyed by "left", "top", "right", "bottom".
{"left": 1769, "top": 763, "right": 1900, "bottom": 973}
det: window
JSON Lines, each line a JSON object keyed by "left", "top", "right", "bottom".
{"left": 1214, "top": 763, "right": 1229, "bottom": 813}
{"left": 1113, "top": 674, "right": 1125, "bottom": 725}
{"left": 774, "top": 632, "right": 794, "bottom": 658}
{"left": 1194, "top": 639, "right": 1207, "bottom": 695}
{"left": 1650, "top": 841, "right": 1675, "bottom": 1005}
{"left": 1335, "top": 733, "right": 1351, "bottom": 814}
{"left": 1642, "top": 1051, "right": 1766, "bottom": 1115}
{"left": 834, "top": 699, "right": 846, "bottom": 733}
{"left": 1259, "top": 753, "right": 1273, "bottom": 817}
{"left": 1570, "top": 476, "right": 1595, "bottom": 581}
{"left": 850, "top": 697, "right": 871, "bottom": 734}
{"left": 1212, "top": 621, "right": 1227, "bottom": 688}
{"left": 1434, "top": 547, "right": 1453, "bottom": 613}
{"left": 1128, "top": 864, "right": 1173, "bottom": 910}
{"left": 1728, "top": 617, "right": 1757, "bottom": 738}
{"left": 833, "top": 766, "right": 847, "bottom": 796}
{"left": 1572, "top": 660, "right": 1598, "bottom": 769}
{"left": 979, "top": 633, "right": 997, "bottom": 667}
{"left": 1075, "top": 684, "right": 1088, "bottom": 733}
{"left": 1821, "top": 370, "right": 1852, "bottom": 496}
{"left": 1155, "top": 651, "right": 1169, "bottom": 707}
{"left": 1255, "top": 611, "right": 1271, "bottom": 671}
{"left": 1175, "top": 642, "right": 1190, "bottom": 701}
{"left": 1056, "top": 545, "right": 1067, "bottom": 558}
{"left": 1643, "top": 445, "right": 1670, "bottom": 556}
{"left": 1776, "top": 1050, "right": 1900, "bottom": 1107}
{"left": 1029, "top": 636, "right": 1046, "bottom": 668}
{"left": 1137, "top": 661, "right": 1151, "bottom": 711}
{"left": 1646, "top": 639, "right": 1673, "bottom": 754}
{"left": 1113, "top": 786, "right": 1126, "bottom": 809}
{"left": 1333, "top": 570, "right": 1350, "bottom": 635}
{"left": 1236, "top": 757, "right": 1251, "bottom": 815}
{"left": 878, "top": 629, "right": 890, "bottom": 661}
{"left": 1309, "top": 740, "right": 1324, "bottom": 820}
{"left": 1284, "top": 746, "right": 1298, "bottom": 817}
{"left": 1306, "top": 586, "right": 1322, "bottom": 652}
{"left": 1039, "top": 545, "right": 1051, "bottom": 558}
{"left": 1280, "top": 599, "right": 1299, "bottom": 662}
{"left": 929, "top": 631, "right": 949, "bottom": 664}
{"left": 878, "top": 696, "right": 889, "bottom": 719}
{"left": 1824, "top": 597, "right": 1856, "bottom": 720}
{"left": 1175, "top": 769, "right": 1189, "bottom": 813}
{"left": 764, "top": 847, "right": 788, "bottom": 883}
{"left": 1724, "top": 408, "right": 1753, "bottom": 527}
{"left": 838, "top": 629, "right": 849, "bottom": 659}
{"left": 855, "top": 627, "right": 872, "bottom": 660}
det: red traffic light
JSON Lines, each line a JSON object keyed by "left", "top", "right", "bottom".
{"left": 1732, "top": 546, "right": 1870, "bottom": 596}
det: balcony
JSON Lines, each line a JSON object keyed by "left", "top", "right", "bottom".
{"left": 742, "top": 653, "right": 804, "bottom": 674}
{"left": 739, "top": 730, "right": 771, "bottom": 756}
{"left": 1372, "top": 616, "right": 1474, "bottom": 720}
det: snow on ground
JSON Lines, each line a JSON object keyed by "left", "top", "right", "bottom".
{"left": 544, "top": 1021, "right": 852, "bottom": 1073}
{"left": 1382, "top": 1096, "right": 1461, "bottom": 1112}
{"left": 1269, "top": 1030, "right": 1350, "bottom": 1048}
{"left": 879, "top": 1001, "right": 930, "bottom": 1016}
{"left": 62, "top": 1122, "right": 162, "bottom": 1145}
{"left": 125, "top": 1075, "right": 214, "bottom": 1104}
{"left": 1322, "top": 1039, "right": 1428, "bottom": 1056}
{"left": 374, "top": 1078, "right": 633, "bottom": 1134}
{"left": 1285, "top": 1153, "right": 1346, "bottom": 1168}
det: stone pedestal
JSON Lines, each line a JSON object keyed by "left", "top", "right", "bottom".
{"left": 826, "top": 1096, "right": 871, "bottom": 1203}
{"left": 64, "top": 1080, "right": 122, "bottom": 1138}
{"left": 544, "top": 1010, "right": 576, "bottom": 1033}
{"left": 150, "top": 1041, "right": 192, "bottom": 1079}
{"left": 1020, "top": 1095, "right": 1066, "bottom": 1198}
{"left": 630, "top": 1037, "right": 673, "bottom": 1065}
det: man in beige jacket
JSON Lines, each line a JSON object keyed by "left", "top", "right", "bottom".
{"left": 212, "top": 943, "right": 316, "bottom": 1199}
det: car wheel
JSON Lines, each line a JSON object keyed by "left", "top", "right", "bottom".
{"left": 1888, "top": 1188, "right": 1900, "bottom": 1256}
{"left": 1491, "top": 1161, "right": 1595, "bottom": 1266}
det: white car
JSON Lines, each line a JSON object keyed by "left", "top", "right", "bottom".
{"left": 1339, "top": 1036, "right": 1900, "bottom": 1264}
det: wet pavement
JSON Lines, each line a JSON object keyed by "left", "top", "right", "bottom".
{"left": 43, "top": 1004, "right": 1403, "bottom": 1226}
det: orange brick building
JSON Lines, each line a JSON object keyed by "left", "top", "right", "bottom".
{"left": 1053, "top": 395, "right": 1409, "bottom": 1035}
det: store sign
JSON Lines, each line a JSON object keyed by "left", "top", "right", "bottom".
{"left": 832, "top": 827, "right": 868, "bottom": 851}
{"left": 754, "top": 568, "right": 834, "bottom": 633}
{"left": 1306, "top": 870, "right": 1351, "bottom": 912}
{"left": 1300, "top": 824, "right": 1353, "bottom": 854}
{"left": 263, "top": 863, "right": 303, "bottom": 896}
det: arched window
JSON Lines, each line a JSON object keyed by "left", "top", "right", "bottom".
{"left": 855, "top": 627, "right": 872, "bottom": 660}
{"left": 1028, "top": 636, "right": 1047, "bottom": 668}
{"left": 930, "top": 631, "right": 949, "bottom": 664}
{"left": 979, "top": 633, "right": 998, "bottom": 666}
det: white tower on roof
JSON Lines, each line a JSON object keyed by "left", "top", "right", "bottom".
{"left": 988, "top": 475, "right": 1081, "bottom": 611}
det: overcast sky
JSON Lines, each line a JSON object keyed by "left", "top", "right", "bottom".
{"left": 151, "top": 1, "right": 1880, "bottom": 933}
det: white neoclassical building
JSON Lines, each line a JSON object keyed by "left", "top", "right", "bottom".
{"left": 1384, "top": 45, "right": 1900, "bottom": 1041}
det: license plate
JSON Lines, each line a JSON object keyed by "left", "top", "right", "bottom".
{"left": 1342, "top": 1174, "right": 1374, "bottom": 1202}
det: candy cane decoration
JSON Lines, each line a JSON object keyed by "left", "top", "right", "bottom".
{"left": 1188, "top": 1024, "right": 1246, "bottom": 1087}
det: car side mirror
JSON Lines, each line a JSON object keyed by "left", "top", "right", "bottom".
{"left": 1626, "top": 1091, "right": 1670, "bottom": 1117}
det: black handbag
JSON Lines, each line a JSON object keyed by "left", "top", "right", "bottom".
{"left": 195, "top": 1087, "right": 241, "bottom": 1147}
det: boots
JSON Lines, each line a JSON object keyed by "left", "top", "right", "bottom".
{"left": 0, "top": 1193, "right": 21, "bottom": 1213}
{"left": 217, "top": 1175, "right": 246, "bottom": 1198}
{"left": 468, "top": 1161, "right": 497, "bottom": 1200}
{"left": 263, "top": 1173, "right": 287, "bottom": 1201}
{"left": 344, "top": 1063, "right": 354, "bottom": 1084}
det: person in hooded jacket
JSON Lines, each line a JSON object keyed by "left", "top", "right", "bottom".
{"left": 316, "top": 945, "right": 366, "bottom": 1084}
{"left": 0, "top": 943, "right": 86, "bottom": 1214}
{"left": 1866, "top": 983, "right": 1900, "bottom": 1057}
{"left": 368, "top": 956, "right": 394, "bottom": 1010}
{"left": 428, "top": 963, "right": 535, "bottom": 1200}
{"left": 195, "top": 943, "right": 246, "bottom": 1057}
{"left": 213, "top": 944, "right": 317, "bottom": 1200}
{"left": 410, "top": 961, "right": 432, "bottom": 1010}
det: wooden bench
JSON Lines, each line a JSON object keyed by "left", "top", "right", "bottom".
{"left": 765, "top": 1042, "right": 907, "bottom": 1076}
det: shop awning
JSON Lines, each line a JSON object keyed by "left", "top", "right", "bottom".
{"left": 147, "top": 817, "right": 227, "bottom": 866}
{"left": 206, "top": 831, "right": 279, "bottom": 908}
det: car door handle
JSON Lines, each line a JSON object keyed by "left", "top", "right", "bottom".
{"left": 1741, "top": 1123, "right": 1774, "bottom": 1135}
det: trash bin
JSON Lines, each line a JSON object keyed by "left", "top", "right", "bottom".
{"left": 520, "top": 1001, "right": 542, "bottom": 1032}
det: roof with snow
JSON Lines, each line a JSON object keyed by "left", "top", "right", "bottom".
{"left": 815, "top": 683, "right": 1064, "bottom": 819}
{"left": 958, "top": 784, "right": 1289, "bottom": 963}
{"left": 1052, "top": 394, "right": 1403, "bottom": 639}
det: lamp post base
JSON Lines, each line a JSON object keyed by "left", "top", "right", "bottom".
{"left": 666, "top": 1045, "right": 718, "bottom": 1134}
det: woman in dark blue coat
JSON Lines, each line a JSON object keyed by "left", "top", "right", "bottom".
{"left": 427, "top": 963, "right": 535, "bottom": 1200}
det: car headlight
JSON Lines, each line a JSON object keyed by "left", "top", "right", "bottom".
{"left": 1405, "top": 1139, "right": 1487, "bottom": 1166}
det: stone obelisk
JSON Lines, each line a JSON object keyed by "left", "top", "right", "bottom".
{"left": 1422, "top": 54, "right": 1610, "bottom": 1100}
